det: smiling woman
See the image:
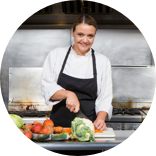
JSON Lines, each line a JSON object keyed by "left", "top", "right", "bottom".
{"left": 71, "top": 23, "right": 96, "bottom": 56}
{"left": 71, "top": 15, "right": 97, "bottom": 56}
{"left": 41, "top": 14, "right": 113, "bottom": 131}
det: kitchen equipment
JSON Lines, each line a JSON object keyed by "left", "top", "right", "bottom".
{"left": 105, "top": 108, "right": 147, "bottom": 131}
{"left": 95, "top": 127, "right": 115, "bottom": 138}
{"left": 7, "top": 68, "right": 148, "bottom": 131}
{"left": 8, "top": 111, "right": 50, "bottom": 117}
{"left": 32, "top": 133, "right": 70, "bottom": 142}
{"left": 76, "top": 110, "right": 89, "bottom": 119}
{"left": 32, "top": 133, "right": 50, "bottom": 141}
{"left": 8, "top": 108, "right": 147, "bottom": 131}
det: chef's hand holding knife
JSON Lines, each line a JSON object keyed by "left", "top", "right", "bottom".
{"left": 66, "top": 92, "right": 108, "bottom": 131}
{"left": 66, "top": 91, "right": 80, "bottom": 113}
{"left": 51, "top": 90, "right": 80, "bottom": 113}
{"left": 51, "top": 90, "right": 107, "bottom": 130}
{"left": 66, "top": 91, "right": 107, "bottom": 131}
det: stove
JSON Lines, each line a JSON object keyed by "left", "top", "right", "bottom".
{"left": 9, "top": 108, "right": 146, "bottom": 117}
{"left": 8, "top": 108, "right": 147, "bottom": 130}
{"left": 106, "top": 108, "right": 146, "bottom": 123}
{"left": 8, "top": 111, "right": 51, "bottom": 124}
{"left": 9, "top": 111, "right": 51, "bottom": 117}
{"left": 113, "top": 108, "right": 142, "bottom": 115}
{"left": 105, "top": 108, "right": 147, "bottom": 130}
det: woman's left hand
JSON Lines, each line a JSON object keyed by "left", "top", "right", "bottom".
{"left": 93, "top": 111, "right": 107, "bottom": 131}
{"left": 94, "top": 118, "right": 107, "bottom": 131}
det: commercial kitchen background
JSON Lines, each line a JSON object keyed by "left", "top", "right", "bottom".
{"left": 1, "top": 1, "right": 155, "bottom": 113}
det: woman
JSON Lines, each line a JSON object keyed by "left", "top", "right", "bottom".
{"left": 41, "top": 14, "right": 113, "bottom": 131}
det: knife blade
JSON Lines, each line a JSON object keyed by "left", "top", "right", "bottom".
{"left": 76, "top": 110, "right": 89, "bottom": 119}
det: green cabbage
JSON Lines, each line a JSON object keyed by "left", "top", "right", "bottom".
{"left": 71, "top": 117, "right": 95, "bottom": 142}
{"left": 10, "top": 114, "right": 24, "bottom": 128}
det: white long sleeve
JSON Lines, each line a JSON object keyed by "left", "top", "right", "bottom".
{"left": 41, "top": 46, "right": 113, "bottom": 119}
{"left": 95, "top": 59, "right": 113, "bottom": 120}
{"left": 41, "top": 49, "right": 65, "bottom": 106}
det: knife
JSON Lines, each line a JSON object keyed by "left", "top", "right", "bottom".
{"left": 76, "top": 110, "right": 89, "bottom": 119}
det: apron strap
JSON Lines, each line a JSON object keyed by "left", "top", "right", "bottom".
{"left": 91, "top": 48, "right": 98, "bottom": 98}
{"left": 59, "top": 45, "right": 72, "bottom": 75}
{"left": 91, "top": 48, "right": 97, "bottom": 77}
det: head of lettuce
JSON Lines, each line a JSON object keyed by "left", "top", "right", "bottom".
{"left": 8, "top": 114, "right": 24, "bottom": 128}
{"left": 71, "top": 117, "right": 95, "bottom": 142}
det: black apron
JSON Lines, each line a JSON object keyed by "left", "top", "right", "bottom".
{"left": 50, "top": 46, "right": 97, "bottom": 127}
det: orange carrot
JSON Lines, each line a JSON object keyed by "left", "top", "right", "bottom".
{"left": 53, "top": 126, "right": 63, "bottom": 133}
{"left": 95, "top": 129, "right": 103, "bottom": 133}
{"left": 62, "top": 128, "right": 71, "bottom": 134}
{"left": 95, "top": 127, "right": 103, "bottom": 133}
{"left": 33, "top": 121, "right": 43, "bottom": 126}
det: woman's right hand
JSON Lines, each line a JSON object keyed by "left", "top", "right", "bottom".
{"left": 66, "top": 91, "right": 80, "bottom": 113}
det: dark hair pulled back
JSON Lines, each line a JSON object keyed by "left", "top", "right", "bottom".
{"left": 72, "top": 14, "right": 97, "bottom": 32}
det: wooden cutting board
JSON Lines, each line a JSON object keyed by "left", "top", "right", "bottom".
{"left": 95, "top": 127, "right": 115, "bottom": 138}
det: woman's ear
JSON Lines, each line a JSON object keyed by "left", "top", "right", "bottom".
{"left": 95, "top": 30, "right": 97, "bottom": 35}
{"left": 71, "top": 28, "right": 74, "bottom": 37}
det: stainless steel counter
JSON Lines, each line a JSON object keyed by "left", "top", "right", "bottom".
{"left": 33, "top": 130, "right": 134, "bottom": 151}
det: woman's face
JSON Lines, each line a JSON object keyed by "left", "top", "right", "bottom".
{"left": 71, "top": 23, "right": 96, "bottom": 56}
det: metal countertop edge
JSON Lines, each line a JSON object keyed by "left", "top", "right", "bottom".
{"left": 35, "top": 142, "right": 119, "bottom": 150}
{"left": 33, "top": 131, "right": 134, "bottom": 150}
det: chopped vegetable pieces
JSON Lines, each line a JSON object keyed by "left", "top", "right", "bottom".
{"left": 54, "top": 126, "right": 63, "bottom": 133}
{"left": 95, "top": 127, "right": 103, "bottom": 133}
{"left": 62, "top": 128, "right": 71, "bottom": 134}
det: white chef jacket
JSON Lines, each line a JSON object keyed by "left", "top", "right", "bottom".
{"left": 41, "top": 46, "right": 113, "bottom": 120}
